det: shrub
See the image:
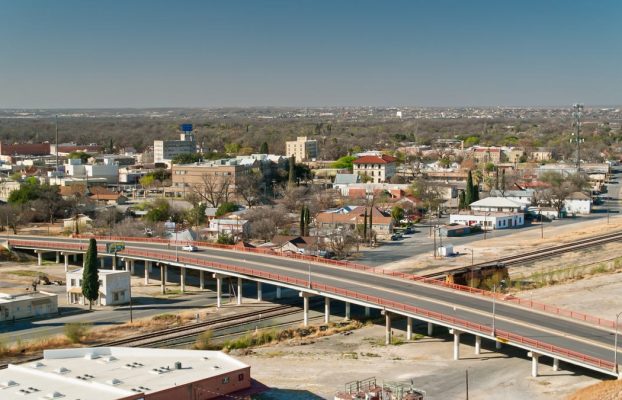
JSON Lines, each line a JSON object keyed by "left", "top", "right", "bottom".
{"left": 194, "top": 330, "right": 213, "bottom": 350}
{"left": 64, "top": 322, "right": 91, "bottom": 343}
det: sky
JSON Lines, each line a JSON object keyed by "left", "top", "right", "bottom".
{"left": 1, "top": 0, "right": 621, "bottom": 108}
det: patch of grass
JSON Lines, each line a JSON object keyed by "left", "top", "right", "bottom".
{"left": 8, "top": 270, "right": 42, "bottom": 277}
{"left": 194, "top": 330, "right": 214, "bottom": 350}
{"left": 223, "top": 329, "right": 279, "bottom": 351}
{"left": 341, "top": 352, "right": 358, "bottom": 359}
{"left": 360, "top": 352, "right": 380, "bottom": 357}
{"left": 64, "top": 322, "right": 92, "bottom": 343}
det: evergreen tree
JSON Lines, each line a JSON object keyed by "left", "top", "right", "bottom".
{"left": 303, "top": 205, "right": 310, "bottom": 236}
{"left": 259, "top": 142, "right": 269, "bottom": 154}
{"left": 465, "top": 170, "right": 474, "bottom": 206}
{"left": 81, "top": 238, "right": 100, "bottom": 310}
{"left": 472, "top": 176, "right": 480, "bottom": 202}
{"left": 501, "top": 169, "right": 506, "bottom": 193}
{"left": 299, "top": 206, "right": 305, "bottom": 236}
{"left": 458, "top": 191, "right": 466, "bottom": 210}
{"left": 362, "top": 208, "right": 368, "bottom": 242}
{"left": 494, "top": 168, "right": 499, "bottom": 190}
{"left": 288, "top": 155, "right": 295, "bottom": 188}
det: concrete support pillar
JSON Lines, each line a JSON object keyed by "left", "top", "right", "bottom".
{"left": 553, "top": 358, "right": 560, "bottom": 372}
{"left": 475, "top": 335, "right": 481, "bottom": 355}
{"left": 214, "top": 274, "right": 223, "bottom": 308}
{"left": 37, "top": 252, "right": 43, "bottom": 266}
{"left": 324, "top": 297, "right": 331, "bottom": 324}
{"left": 112, "top": 255, "right": 117, "bottom": 271}
{"left": 164, "top": 265, "right": 168, "bottom": 283}
{"left": 276, "top": 286, "right": 282, "bottom": 299}
{"left": 450, "top": 329, "right": 462, "bottom": 360}
{"left": 299, "top": 293, "right": 310, "bottom": 326}
{"left": 257, "top": 282, "right": 262, "bottom": 301}
{"left": 385, "top": 312, "right": 392, "bottom": 345}
{"left": 160, "top": 265, "right": 165, "bottom": 294}
{"left": 199, "top": 270, "right": 204, "bottom": 290}
{"left": 236, "top": 277, "right": 242, "bottom": 305}
{"left": 64, "top": 254, "right": 69, "bottom": 272}
{"left": 180, "top": 267, "right": 186, "bottom": 293}
{"left": 364, "top": 307, "right": 370, "bottom": 318}
{"left": 124, "top": 260, "right": 130, "bottom": 272}
{"left": 528, "top": 352, "right": 541, "bottom": 377}
{"left": 427, "top": 322, "right": 434, "bottom": 336}
{"left": 82, "top": 255, "right": 86, "bottom": 267}
{"left": 406, "top": 317, "right": 413, "bottom": 341}
{"left": 496, "top": 341, "right": 502, "bottom": 350}
{"left": 100, "top": 257, "right": 105, "bottom": 269}
{"left": 344, "top": 302, "right": 351, "bottom": 321}
{"left": 56, "top": 252, "right": 60, "bottom": 264}
{"left": 144, "top": 261, "right": 150, "bottom": 285}
{"left": 130, "top": 260, "right": 135, "bottom": 274}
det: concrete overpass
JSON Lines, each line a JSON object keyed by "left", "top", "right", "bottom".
{"left": 6, "top": 235, "right": 620, "bottom": 379}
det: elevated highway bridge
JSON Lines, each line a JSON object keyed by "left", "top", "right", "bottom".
{"left": 6, "top": 235, "right": 620, "bottom": 379}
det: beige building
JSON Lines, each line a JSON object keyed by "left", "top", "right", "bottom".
{"left": 285, "top": 136, "right": 318, "bottom": 161}
{"left": 0, "top": 291, "right": 58, "bottom": 321}
{"left": 170, "top": 159, "right": 251, "bottom": 199}
{"left": 66, "top": 269, "right": 130, "bottom": 306}
{"left": 352, "top": 154, "right": 398, "bottom": 184}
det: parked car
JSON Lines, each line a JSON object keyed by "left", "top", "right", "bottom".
{"left": 182, "top": 245, "right": 198, "bottom": 252}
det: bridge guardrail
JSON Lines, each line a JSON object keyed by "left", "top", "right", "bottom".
{"left": 12, "top": 238, "right": 617, "bottom": 331}
{"left": 8, "top": 239, "right": 615, "bottom": 372}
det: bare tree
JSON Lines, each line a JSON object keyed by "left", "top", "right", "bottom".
{"left": 192, "top": 174, "right": 232, "bottom": 208}
{"left": 235, "top": 171, "right": 262, "bottom": 207}
{"left": 329, "top": 227, "right": 357, "bottom": 259}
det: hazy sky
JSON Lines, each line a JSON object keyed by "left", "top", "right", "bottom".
{"left": 1, "top": 0, "right": 621, "bottom": 108}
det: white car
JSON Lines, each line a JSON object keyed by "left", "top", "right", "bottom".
{"left": 182, "top": 245, "right": 198, "bottom": 252}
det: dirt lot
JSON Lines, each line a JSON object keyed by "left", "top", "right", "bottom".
{"left": 240, "top": 320, "right": 599, "bottom": 400}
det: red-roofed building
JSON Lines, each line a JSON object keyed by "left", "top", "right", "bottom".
{"left": 352, "top": 154, "right": 397, "bottom": 183}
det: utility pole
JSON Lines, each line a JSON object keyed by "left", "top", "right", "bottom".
{"left": 572, "top": 103, "right": 584, "bottom": 172}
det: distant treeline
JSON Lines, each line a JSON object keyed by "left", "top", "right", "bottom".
{"left": 0, "top": 115, "right": 619, "bottom": 161}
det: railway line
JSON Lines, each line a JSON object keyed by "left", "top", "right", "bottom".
{"left": 423, "top": 229, "right": 622, "bottom": 279}
{"left": 0, "top": 299, "right": 326, "bottom": 370}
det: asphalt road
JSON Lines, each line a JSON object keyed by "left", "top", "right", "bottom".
{"left": 357, "top": 167, "right": 622, "bottom": 266}
{"left": 9, "top": 235, "right": 621, "bottom": 374}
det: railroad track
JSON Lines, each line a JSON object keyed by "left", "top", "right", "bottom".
{"left": 424, "top": 230, "right": 622, "bottom": 279}
{"left": 0, "top": 299, "right": 321, "bottom": 369}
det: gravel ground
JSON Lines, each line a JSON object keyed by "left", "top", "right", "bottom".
{"left": 239, "top": 320, "right": 599, "bottom": 400}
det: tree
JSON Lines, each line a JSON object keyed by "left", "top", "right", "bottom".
{"left": 217, "top": 233, "right": 235, "bottom": 245}
{"left": 145, "top": 198, "right": 172, "bottom": 222}
{"left": 299, "top": 205, "right": 310, "bottom": 236}
{"left": 390, "top": 206, "right": 404, "bottom": 225}
{"left": 216, "top": 202, "right": 239, "bottom": 217}
{"left": 172, "top": 152, "right": 202, "bottom": 165}
{"left": 67, "top": 151, "right": 91, "bottom": 163}
{"left": 192, "top": 173, "right": 232, "bottom": 208}
{"left": 81, "top": 238, "right": 100, "bottom": 310}
{"left": 288, "top": 155, "right": 296, "bottom": 188}
{"left": 235, "top": 171, "right": 262, "bottom": 207}
{"left": 538, "top": 172, "right": 588, "bottom": 217}
{"left": 410, "top": 178, "right": 443, "bottom": 217}
{"left": 458, "top": 190, "right": 466, "bottom": 210}
{"left": 331, "top": 155, "right": 356, "bottom": 171}
{"left": 259, "top": 142, "right": 269, "bottom": 154}
{"left": 465, "top": 170, "right": 475, "bottom": 206}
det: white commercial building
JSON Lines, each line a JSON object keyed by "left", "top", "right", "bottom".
{"left": 469, "top": 197, "right": 525, "bottom": 213}
{"left": 450, "top": 211, "right": 525, "bottom": 230}
{"left": 0, "top": 292, "right": 58, "bottom": 321}
{"left": 352, "top": 154, "right": 398, "bottom": 184}
{"left": 66, "top": 269, "right": 130, "bottom": 306}
{"left": 64, "top": 157, "right": 119, "bottom": 184}
{"left": 0, "top": 347, "right": 251, "bottom": 400}
{"left": 564, "top": 192, "right": 592, "bottom": 215}
{"left": 285, "top": 136, "right": 318, "bottom": 161}
{"left": 154, "top": 131, "right": 197, "bottom": 168}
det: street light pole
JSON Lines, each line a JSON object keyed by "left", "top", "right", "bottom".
{"left": 491, "top": 284, "right": 496, "bottom": 337}
{"left": 615, "top": 311, "right": 622, "bottom": 375}
{"left": 540, "top": 210, "right": 543, "bottom": 239}
{"left": 464, "top": 247, "right": 474, "bottom": 286}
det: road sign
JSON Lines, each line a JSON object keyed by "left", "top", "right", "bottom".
{"left": 106, "top": 242, "right": 125, "bottom": 253}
